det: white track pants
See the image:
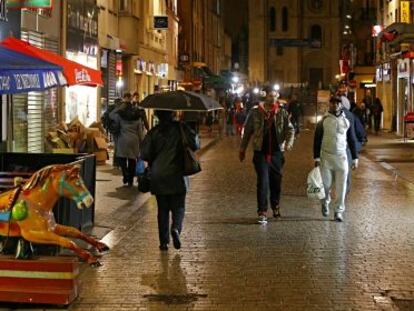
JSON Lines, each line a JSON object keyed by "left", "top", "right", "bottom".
{"left": 319, "top": 151, "right": 349, "bottom": 213}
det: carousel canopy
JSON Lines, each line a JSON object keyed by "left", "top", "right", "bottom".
{"left": 0, "top": 46, "right": 66, "bottom": 95}
{"left": 2, "top": 37, "right": 103, "bottom": 87}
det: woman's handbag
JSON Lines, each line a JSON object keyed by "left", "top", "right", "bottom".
{"left": 179, "top": 123, "right": 201, "bottom": 176}
{"left": 137, "top": 167, "right": 151, "bottom": 193}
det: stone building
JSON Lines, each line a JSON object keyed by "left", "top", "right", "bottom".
{"left": 249, "top": 0, "right": 341, "bottom": 90}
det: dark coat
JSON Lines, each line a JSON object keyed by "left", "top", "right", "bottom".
{"left": 141, "top": 121, "right": 199, "bottom": 195}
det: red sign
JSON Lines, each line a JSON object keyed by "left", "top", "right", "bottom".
{"left": 116, "top": 59, "right": 122, "bottom": 76}
{"left": 339, "top": 59, "right": 350, "bottom": 74}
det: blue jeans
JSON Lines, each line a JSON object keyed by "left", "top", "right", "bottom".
{"left": 156, "top": 194, "right": 186, "bottom": 245}
{"left": 253, "top": 151, "right": 284, "bottom": 214}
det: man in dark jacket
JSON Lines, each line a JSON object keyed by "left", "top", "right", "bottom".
{"left": 239, "top": 87, "right": 295, "bottom": 224}
{"left": 141, "top": 110, "right": 199, "bottom": 251}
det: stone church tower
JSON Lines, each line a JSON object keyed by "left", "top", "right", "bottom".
{"left": 249, "top": 0, "right": 341, "bottom": 90}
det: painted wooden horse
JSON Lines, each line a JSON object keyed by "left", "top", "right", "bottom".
{"left": 0, "top": 164, "right": 109, "bottom": 266}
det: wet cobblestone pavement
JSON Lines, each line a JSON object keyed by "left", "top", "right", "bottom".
{"left": 51, "top": 131, "right": 414, "bottom": 310}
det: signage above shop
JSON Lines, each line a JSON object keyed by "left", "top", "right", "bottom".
{"left": 0, "top": 0, "right": 7, "bottom": 21}
{"left": 154, "top": 16, "right": 168, "bottom": 30}
{"left": 359, "top": 82, "right": 376, "bottom": 89}
{"left": 179, "top": 54, "right": 189, "bottom": 63}
{"left": 401, "top": 1, "right": 410, "bottom": 24}
{"left": 398, "top": 58, "right": 410, "bottom": 78}
{"left": 383, "top": 62, "right": 391, "bottom": 82}
{"left": 135, "top": 58, "right": 147, "bottom": 74}
{"left": 376, "top": 65, "right": 383, "bottom": 82}
{"left": 7, "top": 0, "right": 53, "bottom": 9}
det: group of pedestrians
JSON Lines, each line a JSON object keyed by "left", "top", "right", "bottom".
{"left": 225, "top": 97, "right": 247, "bottom": 136}
{"left": 102, "top": 83, "right": 374, "bottom": 251}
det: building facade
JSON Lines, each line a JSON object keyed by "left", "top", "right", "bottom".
{"left": 98, "top": 0, "right": 121, "bottom": 114}
{"left": 178, "top": 0, "right": 227, "bottom": 92}
{"left": 376, "top": 0, "right": 414, "bottom": 134}
{"left": 249, "top": 0, "right": 341, "bottom": 90}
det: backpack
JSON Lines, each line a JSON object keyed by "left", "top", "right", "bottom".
{"left": 101, "top": 106, "right": 120, "bottom": 135}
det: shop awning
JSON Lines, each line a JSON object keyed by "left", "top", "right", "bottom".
{"left": 1, "top": 37, "right": 103, "bottom": 86}
{"left": 0, "top": 46, "right": 66, "bottom": 95}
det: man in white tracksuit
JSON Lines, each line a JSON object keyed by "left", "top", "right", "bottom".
{"left": 313, "top": 96, "right": 358, "bottom": 222}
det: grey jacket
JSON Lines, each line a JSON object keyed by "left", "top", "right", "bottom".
{"left": 240, "top": 105, "right": 295, "bottom": 152}
{"left": 110, "top": 109, "right": 142, "bottom": 159}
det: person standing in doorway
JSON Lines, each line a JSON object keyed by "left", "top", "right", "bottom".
{"left": 239, "top": 87, "right": 295, "bottom": 224}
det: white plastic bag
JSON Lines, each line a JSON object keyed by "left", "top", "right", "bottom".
{"left": 306, "top": 167, "right": 326, "bottom": 200}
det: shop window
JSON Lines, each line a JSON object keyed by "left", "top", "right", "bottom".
{"left": 270, "top": 7, "right": 276, "bottom": 32}
{"left": 282, "top": 7, "right": 288, "bottom": 32}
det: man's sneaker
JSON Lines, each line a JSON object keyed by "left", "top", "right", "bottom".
{"left": 257, "top": 215, "right": 268, "bottom": 224}
{"left": 334, "top": 212, "right": 344, "bottom": 222}
{"left": 272, "top": 206, "right": 281, "bottom": 218}
{"left": 321, "top": 203, "right": 329, "bottom": 217}
{"left": 171, "top": 229, "right": 181, "bottom": 250}
{"left": 159, "top": 244, "right": 168, "bottom": 251}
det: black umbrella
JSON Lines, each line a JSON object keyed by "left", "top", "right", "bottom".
{"left": 139, "top": 91, "right": 223, "bottom": 111}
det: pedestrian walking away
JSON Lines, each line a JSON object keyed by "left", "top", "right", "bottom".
{"left": 313, "top": 96, "right": 358, "bottom": 222}
{"left": 141, "top": 110, "right": 199, "bottom": 251}
{"left": 372, "top": 97, "right": 384, "bottom": 134}
{"left": 225, "top": 105, "right": 236, "bottom": 136}
{"left": 239, "top": 86, "right": 295, "bottom": 224}
{"left": 110, "top": 92, "right": 146, "bottom": 187}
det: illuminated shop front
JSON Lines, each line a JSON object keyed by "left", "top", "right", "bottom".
{"left": 65, "top": 0, "right": 99, "bottom": 126}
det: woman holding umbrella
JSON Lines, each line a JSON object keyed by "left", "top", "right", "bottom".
{"left": 141, "top": 110, "right": 199, "bottom": 251}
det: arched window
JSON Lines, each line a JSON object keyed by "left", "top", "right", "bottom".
{"left": 310, "top": 24, "right": 322, "bottom": 41}
{"left": 269, "top": 7, "right": 276, "bottom": 32}
{"left": 282, "top": 7, "right": 288, "bottom": 32}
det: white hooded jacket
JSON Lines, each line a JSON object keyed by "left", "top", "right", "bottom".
{"left": 313, "top": 110, "right": 358, "bottom": 161}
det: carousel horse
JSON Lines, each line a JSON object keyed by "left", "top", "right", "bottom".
{"left": 0, "top": 163, "right": 109, "bottom": 266}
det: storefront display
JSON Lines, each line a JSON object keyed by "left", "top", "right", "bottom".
{"left": 65, "top": 0, "right": 99, "bottom": 126}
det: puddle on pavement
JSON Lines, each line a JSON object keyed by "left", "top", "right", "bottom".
{"left": 143, "top": 293, "right": 208, "bottom": 305}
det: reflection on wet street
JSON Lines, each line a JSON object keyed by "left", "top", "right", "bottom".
{"left": 71, "top": 131, "right": 414, "bottom": 310}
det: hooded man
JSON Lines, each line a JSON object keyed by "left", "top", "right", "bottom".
{"left": 313, "top": 96, "right": 358, "bottom": 222}
{"left": 239, "top": 87, "right": 295, "bottom": 224}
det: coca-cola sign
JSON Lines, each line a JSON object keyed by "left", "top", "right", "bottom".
{"left": 75, "top": 68, "right": 92, "bottom": 83}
